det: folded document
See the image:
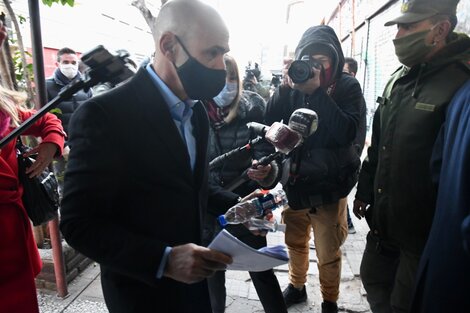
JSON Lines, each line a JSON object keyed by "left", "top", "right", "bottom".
{"left": 208, "top": 229, "right": 289, "bottom": 272}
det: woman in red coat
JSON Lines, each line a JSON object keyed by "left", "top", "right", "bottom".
{"left": 0, "top": 86, "right": 65, "bottom": 313}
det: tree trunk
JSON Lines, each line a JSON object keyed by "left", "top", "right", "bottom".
{"left": 132, "top": 0, "right": 157, "bottom": 32}
{"left": 2, "top": 0, "right": 35, "bottom": 103}
{"left": 0, "top": 13, "right": 17, "bottom": 90}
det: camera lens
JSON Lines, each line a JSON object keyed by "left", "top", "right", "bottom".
{"left": 288, "top": 59, "right": 313, "bottom": 84}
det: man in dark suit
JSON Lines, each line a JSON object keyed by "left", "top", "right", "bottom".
{"left": 60, "top": 1, "right": 237, "bottom": 312}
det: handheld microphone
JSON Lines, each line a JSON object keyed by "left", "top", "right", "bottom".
{"left": 246, "top": 121, "right": 270, "bottom": 137}
{"left": 264, "top": 122, "right": 302, "bottom": 154}
{"left": 288, "top": 108, "right": 318, "bottom": 138}
{"left": 247, "top": 121, "right": 302, "bottom": 154}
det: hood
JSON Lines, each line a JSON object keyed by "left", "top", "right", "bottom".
{"left": 295, "top": 25, "right": 345, "bottom": 84}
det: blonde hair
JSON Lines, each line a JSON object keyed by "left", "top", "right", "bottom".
{"left": 223, "top": 54, "right": 242, "bottom": 124}
{"left": 0, "top": 85, "right": 28, "bottom": 127}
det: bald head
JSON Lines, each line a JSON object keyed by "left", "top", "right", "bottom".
{"left": 154, "top": 0, "right": 227, "bottom": 43}
{"left": 151, "top": 0, "right": 229, "bottom": 100}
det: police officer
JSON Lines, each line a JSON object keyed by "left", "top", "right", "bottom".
{"left": 353, "top": 1, "right": 470, "bottom": 312}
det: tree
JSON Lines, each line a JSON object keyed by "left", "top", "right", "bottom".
{"left": 0, "top": 0, "right": 75, "bottom": 105}
{"left": 132, "top": 0, "right": 168, "bottom": 31}
{"left": 42, "top": 0, "right": 74, "bottom": 7}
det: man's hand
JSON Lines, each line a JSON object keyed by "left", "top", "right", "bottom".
{"left": 247, "top": 160, "right": 271, "bottom": 182}
{"left": 164, "top": 243, "right": 232, "bottom": 284}
{"left": 353, "top": 199, "right": 369, "bottom": 219}
{"left": 282, "top": 58, "right": 293, "bottom": 87}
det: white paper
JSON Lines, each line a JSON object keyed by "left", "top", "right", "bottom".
{"left": 208, "top": 229, "right": 289, "bottom": 272}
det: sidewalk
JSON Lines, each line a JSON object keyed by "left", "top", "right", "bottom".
{"left": 38, "top": 195, "right": 371, "bottom": 313}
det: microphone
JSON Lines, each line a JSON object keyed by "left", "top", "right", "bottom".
{"left": 264, "top": 122, "right": 302, "bottom": 154}
{"left": 247, "top": 108, "right": 318, "bottom": 155}
{"left": 288, "top": 108, "right": 318, "bottom": 138}
{"left": 246, "top": 121, "right": 270, "bottom": 136}
{"left": 247, "top": 121, "right": 302, "bottom": 154}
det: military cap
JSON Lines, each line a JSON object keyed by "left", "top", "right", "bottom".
{"left": 385, "top": 0, "right": 460, "bottom": 26}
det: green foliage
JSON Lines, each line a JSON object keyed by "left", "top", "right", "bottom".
{"left": 42, "top": 0, "right": 75, "bottom": 7}
{"left": 49, "top": 108, "right": 63, "bottom": 116}
{"left": 10, "top": 40, "right": 34, "bottom": 90}
{"left": 18, "top": 15, "right": 26, "bottom": 24}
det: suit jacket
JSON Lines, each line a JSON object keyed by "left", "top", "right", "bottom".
{"left": 60, "top": 68, "right": 237, "bottom": 313}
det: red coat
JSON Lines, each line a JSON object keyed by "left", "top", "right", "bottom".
{"left": 0, "top": 110, "right": 64, "bottom": 313}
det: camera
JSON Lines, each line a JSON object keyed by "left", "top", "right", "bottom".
{"left": 288, "top": 55, "right": 321, "bottom": 84}
{"left": 271, "top": 73, "right": 282, "bottom": 88}
{"left": 243, "top": 62, "right": 261, "bottom": 91}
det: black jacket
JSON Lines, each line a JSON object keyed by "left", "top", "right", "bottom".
{"left": 60, "top": 68, "right": 237, "bottom": 313}
{"left": 46, "top": 68, "right": 93, "bottom": 135}
{"left": 206, "top": 90, "right": 270, "bottom": 209}
{"left": 265, "top": 25, "right": 366, "bottom": 209}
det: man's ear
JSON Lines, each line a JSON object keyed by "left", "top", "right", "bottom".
{"left": 434, "top": 20, "right": 451, "bottom": 44}
{"left": 159, "top": 32, "right": 177, "bottom": 62}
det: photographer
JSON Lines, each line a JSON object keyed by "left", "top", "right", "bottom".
{"left": 251, "top": 25, "right": 366, "bottom": 313}
{"left": 243, "top": 62, "right": 270, "bottom": 101}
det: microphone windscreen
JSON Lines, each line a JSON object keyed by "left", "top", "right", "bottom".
{"left": 288, "top": 108, "right": 318, "bottom": 138}
{"left": 265, "top": 122, "right": 302, "bottom": 154}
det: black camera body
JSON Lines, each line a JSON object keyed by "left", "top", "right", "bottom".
{"left": 271, "top": 73, "right": 282, "bottom": 88}
{"left": 288, "top": 55, "right": 321, "bottom": 84}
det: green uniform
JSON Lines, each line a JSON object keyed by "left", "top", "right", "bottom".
{"left": 356, "top": 33, "right": 470, "bottom": 313}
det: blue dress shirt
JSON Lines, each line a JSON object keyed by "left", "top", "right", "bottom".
{"left": 145, "top": 64, "right": 197, "bottom": 279}
{"left": 145, "top": 64, "right": 197, "bottom": 170}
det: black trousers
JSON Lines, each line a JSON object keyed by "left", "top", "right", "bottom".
{"left": 203, "top": 219, "right": 287, "bottom": 313}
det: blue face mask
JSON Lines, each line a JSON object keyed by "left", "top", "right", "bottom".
{"left": 213, "top": 81, "right": 238, "bottom": 107}
{"left": 174, "top": 36, "right": 226, "bottom": 100}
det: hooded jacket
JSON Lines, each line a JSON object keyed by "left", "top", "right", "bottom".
{"left": 265, "top": 25, "right": 367, "bottom": 209}
{"left": 356, "top": 32, "right": 470, "bottom": 254}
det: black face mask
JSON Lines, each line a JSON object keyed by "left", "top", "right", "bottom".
{"left": 174, "top": 36, "right": 226, "bottom": 100}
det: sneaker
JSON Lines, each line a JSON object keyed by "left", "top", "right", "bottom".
{"left": 348, "top": 224, "right": 356, "bottom": 234}
{"left": 321, "top": 301, "right": 338, "bottom": 313}
{"left": 282, "top": 283, "right": 307, "bottom": 308}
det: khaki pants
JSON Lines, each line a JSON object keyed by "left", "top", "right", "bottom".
{"left": 282, "top": 197, "right": 348, "bottom": 302}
